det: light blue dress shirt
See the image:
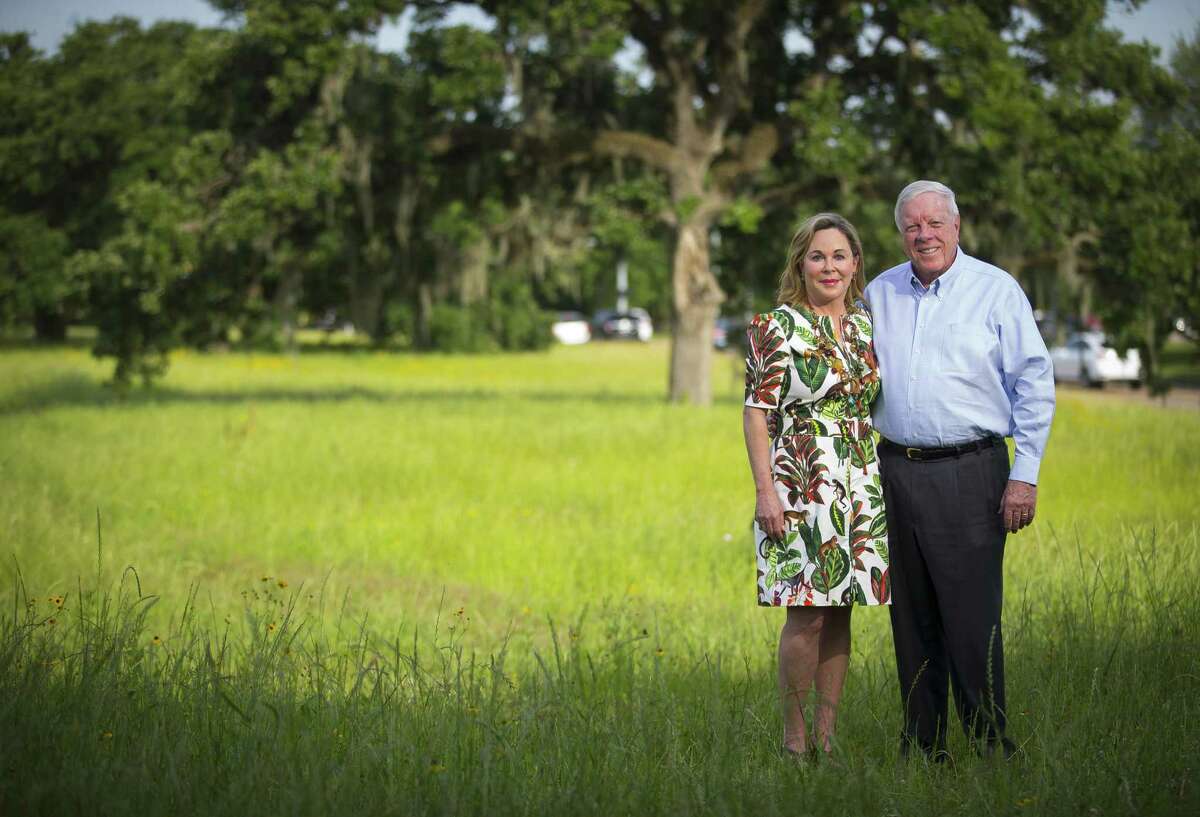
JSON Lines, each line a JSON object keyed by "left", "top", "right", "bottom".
{"left": 864, "top": 249, "right": 1055, "bottom": 484}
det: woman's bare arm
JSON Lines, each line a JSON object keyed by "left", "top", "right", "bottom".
{"left": 743, "top": 406, "right": 786, "bottom": 540}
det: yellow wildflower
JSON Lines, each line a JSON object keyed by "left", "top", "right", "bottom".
{"left": 151, "top": 635, "right": 162, "bottom": 646}
{"left": 100, "top": 730, "right": 113, "bottom": 741}
{"left": 277, "top": 579, "right": 288, "bottom": 589}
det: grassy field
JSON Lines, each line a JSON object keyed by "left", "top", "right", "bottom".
{"left": 2, "top": 341, "right": 1198, "bottom": 816}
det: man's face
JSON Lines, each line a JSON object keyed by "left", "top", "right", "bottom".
{"left": 900, "top": 192, "right": 960, "bottom": 282}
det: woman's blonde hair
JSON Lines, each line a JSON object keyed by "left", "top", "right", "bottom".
{"left": 777, "top": 212, "right": 866, "bottom": 310}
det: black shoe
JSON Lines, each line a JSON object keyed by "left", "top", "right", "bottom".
{"left": 899, "top": 733, "right": 951, "bottom": 765}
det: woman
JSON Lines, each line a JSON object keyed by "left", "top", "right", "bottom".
{"left": 742, "top": 212, "right": 889, "bottom": 757}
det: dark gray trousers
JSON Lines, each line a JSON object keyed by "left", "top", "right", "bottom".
{"left": 878, "top": 441, "right": 1011, "bottom": 755}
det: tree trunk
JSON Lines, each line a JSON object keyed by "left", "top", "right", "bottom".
{"left": 590, "top": 1, "right": 771, "bottom": 404}
{"left": 348, "top": 270, "right": 385, "bottom": 338}
{"left": 416, "top": 281, "right": 433, "bottom": 349}
{"left": 668, "top": 220, "right": 724, "bottom": 404}
{"left": 33, "top": 307, "right": 68, "bottom": 342}
{"left": 459, "top": 238, "right": 490, "bottom": 305}
{"left": 272, "top": 255, "right": 301, "bottom": 354}
{"left": 1057, "top": 231, "right": 1097, "bottom": 330}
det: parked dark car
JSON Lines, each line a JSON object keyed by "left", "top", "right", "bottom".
{"left": 713, "top": 316, "right": 746, "bottom": 351}
{"left": 592, "top": 308, "right": 653, "bottom": 341}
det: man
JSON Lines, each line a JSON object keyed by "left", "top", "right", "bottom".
{"left": 864, "top": 180, "right": 1055, "bottom": 759}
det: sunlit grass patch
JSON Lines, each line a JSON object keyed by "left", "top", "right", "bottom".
{"left": 1, "top": 342, "right": 1199, "bottom": 815}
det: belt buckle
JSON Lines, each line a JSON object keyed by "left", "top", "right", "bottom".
{"left": 905, "top": 446, "right": 921, "bottom": 460}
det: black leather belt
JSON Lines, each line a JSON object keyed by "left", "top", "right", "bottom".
{"left": 879, "top": 436, "right": 1003, "bottom": 462}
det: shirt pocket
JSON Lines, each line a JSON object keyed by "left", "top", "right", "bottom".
{"left": 940, "top": 323, "right": 996, "bottom": 374}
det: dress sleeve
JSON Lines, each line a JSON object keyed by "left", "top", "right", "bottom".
{"left": 744, "top": 312, "right": 788, "bottom": 409}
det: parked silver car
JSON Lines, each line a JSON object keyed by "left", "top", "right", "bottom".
{"left": 1050, "top": 332, "right": 1141, "bottom": 387}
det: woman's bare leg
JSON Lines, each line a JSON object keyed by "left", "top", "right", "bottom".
{"left": 812, "top": 606, "right": 852, "bottom": 751}
{"left": 778, "top": 607, "right": 826, "bottom": 752}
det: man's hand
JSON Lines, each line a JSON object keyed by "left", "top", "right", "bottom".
{"left": 999, "top": 480, "right": 1037, "bottom": 533}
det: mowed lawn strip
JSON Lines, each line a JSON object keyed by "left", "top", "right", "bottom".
{"left": 1, "top": 343, "right": 1198, "bottom": 816}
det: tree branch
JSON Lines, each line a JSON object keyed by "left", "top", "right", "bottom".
{"left": 711, "top": 0, "right": 768, "bottom": 130}
{"left": 752, "top": 181, "right": 809, "bottom": 211}
{"left": 593, "top": 129, "right": 680, "bottom": 173}
{"left": 710, "top": 123, "right": 779, "bottom": 187}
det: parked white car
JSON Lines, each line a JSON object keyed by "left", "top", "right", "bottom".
{"left": 551, "top": 311, "right": 591, "bottom": 345}
{"left": 1050, "top": 332, "right": 1141, "bottom": 387}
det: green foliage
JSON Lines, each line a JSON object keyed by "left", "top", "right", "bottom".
{"left": 1092, "top": 132, "right": 1199, "bottom": 392}
{"left": 427, "top": 283, "right": 553, "bottom": 353}
{"left": 429, "top": 200, "right": 488, "bottom": 248}
{"left": 216, "top": 137, "right": 341, "bottom": 247}
{"left": 419, "top": 25, "right": 507, "bottom": 116}
{"left": 68, "top": 181, "right": 201, "bottom": 386}
{"left": 719, "top": 197, "right": 764, "bottom": 235}
{"left": 0, "top": 22, "right": 199, "bottom": 338}
{"left": 381, "top": 300, "right": 416, "bottom": 348}
{"left": 429, "top": 302, "right": 495, "bottom": 353}
{"left": 1086, "top": 22, "right": 1200, "bottom": 390}
{"left": 0, "top": 0, "right": 1195, "bottom": 397}
{"left": 790, "top": 79, "right": 872, "bottom": 175}
{"left": 1171, "top": 20, "right": 1200, "bottom": 133}
{"left": 581, "top": 177, "right": 672, "bottom": 320}
{"left": 490, "top": 279, "right": 555, "bottom": 351}
{"left": 0, "top": 211, "right": 71, "bottom": 327}
{"left": 208, "top": 0, "right": 405, "bottom": 114}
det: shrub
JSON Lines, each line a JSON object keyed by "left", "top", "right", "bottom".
{"left": 490, "top": 282, "right": 553, "bottom": 351}
{"left": 429, "top": 302, "right": 496, "bottom": 353}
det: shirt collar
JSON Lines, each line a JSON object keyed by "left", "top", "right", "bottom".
{"left": 908, "top": 247, "right": 968, "bottom": 298}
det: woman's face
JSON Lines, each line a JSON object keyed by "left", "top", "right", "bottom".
{"left": 802, "top": 227, "right": 857, "bottom": 311}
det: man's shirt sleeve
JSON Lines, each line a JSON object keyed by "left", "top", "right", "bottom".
{"left": 998, "top": 283, "right": 1055, "bottom": 484}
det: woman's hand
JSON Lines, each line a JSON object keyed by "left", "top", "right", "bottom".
{"left": 744, "top": 406, "right": 788, "bottom": 539}
{"left": 755, "top": 488, "right": 787, "bottom": 540}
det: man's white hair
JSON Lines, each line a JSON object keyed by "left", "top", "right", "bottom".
{"left": 894, "top": 180, "right": 959, "bottom": 231}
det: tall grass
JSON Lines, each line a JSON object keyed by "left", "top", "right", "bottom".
{"left": 1, "top": 342, "right": 1198, "bottom": 815}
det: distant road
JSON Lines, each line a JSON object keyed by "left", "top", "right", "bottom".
{"left": 1056, "top": 382, "right": 1200, "bottom": 411}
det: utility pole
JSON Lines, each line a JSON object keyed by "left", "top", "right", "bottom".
{"left": 616, "top": 258, "right": 629, "bottom": 313}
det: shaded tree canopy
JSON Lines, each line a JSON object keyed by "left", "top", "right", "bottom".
{"left": 0, "top": 0, "right": 1193, "bottom": 397}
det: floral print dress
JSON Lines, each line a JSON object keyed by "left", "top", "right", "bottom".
{"left": 744, "top": 302, "right": 890, "bottom": 607}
